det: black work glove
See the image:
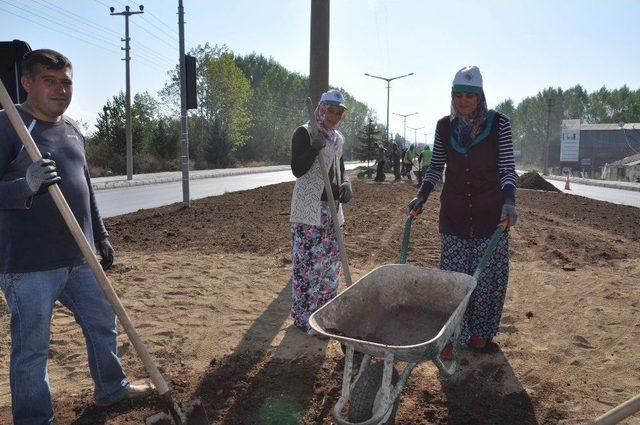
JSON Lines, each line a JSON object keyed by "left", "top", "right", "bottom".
{"left": 97, "top": 238, "right": 115, "bottom": 270}
{"left": 500, "top": 199, "right": 518, "bottom": 228}
{"left": 24, "top": 152, "right": 61, "bottom": 195}
{"left": 408, "top": 195, "right": 426, "bottom": 213}
{"left": 338, "top": 181, "right": 353, "bottom": 203}
{"left": 310, "top": 134, "right": 326, "bottom": 151}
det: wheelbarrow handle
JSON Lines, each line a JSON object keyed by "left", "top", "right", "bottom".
{"left": 472, "top": 218, "right": 510, "bottom": 281}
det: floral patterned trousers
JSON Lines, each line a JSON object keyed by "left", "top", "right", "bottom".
{"left": 290, "top": 202, "right": 341, "bottom": 333}
{"left": 440, "top": 232, "right": 510, "bottom": 344}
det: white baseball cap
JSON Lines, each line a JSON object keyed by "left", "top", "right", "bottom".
{"left": 452, "top": 66, "right": 483, "bottom": 94}
{"left": 320, "top": 89, "right": 347, "bottom": 109}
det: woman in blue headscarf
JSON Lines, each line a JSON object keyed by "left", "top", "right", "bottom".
{"left": 408, "top": 66, "right": 518, "bottom": 358}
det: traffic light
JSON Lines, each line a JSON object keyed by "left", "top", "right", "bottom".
{"left": 185, "top": 54, "right": 197, "bottom": 110}
{"left": 0, "top": 39, "right": 32, "bottom": 104}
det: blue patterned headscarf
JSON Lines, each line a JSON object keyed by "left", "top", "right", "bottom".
{"left": 450, "top": 89, "right": 488, "bottom": 147}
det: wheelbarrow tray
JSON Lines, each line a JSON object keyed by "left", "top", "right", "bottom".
{"left": 309, "top": 264, "right": 476, "bottom": 364}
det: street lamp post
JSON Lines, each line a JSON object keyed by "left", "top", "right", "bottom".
{"left": 408, "top": 125, "right": 424, "bottom": 145}
{"left": 364, "top": 72, "right": 414, "bottom": 144}
{"left": 393, "top": 112, "right": 418, "bottom": 148}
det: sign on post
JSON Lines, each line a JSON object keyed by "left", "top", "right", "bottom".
{"left": 560, "top": 119, "right": 580, "bottom": 162}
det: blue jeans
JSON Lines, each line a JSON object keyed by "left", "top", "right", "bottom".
{"left": 0, "top": 264, "right": 129, "bottom": 425}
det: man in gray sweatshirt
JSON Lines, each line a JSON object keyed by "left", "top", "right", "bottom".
{"left": 0, "top": 49, "right": 152, "bottom": 425}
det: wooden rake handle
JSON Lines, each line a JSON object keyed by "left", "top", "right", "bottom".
{"left": 0, "top": 80, "right": 171, "bottom": 397}
{"left": 305, "top": 97, "right": 352, "bottom": 286}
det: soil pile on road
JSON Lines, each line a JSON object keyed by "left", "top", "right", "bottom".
{"left": 517, "top": 171, "right": 561, "bottom": 192}
{"left": 1, "top": 172, "right": 639, "bottom": 424}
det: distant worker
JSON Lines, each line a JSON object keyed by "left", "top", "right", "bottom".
{"left": 374, "top": 143, "right": 386, "bottom": 182}
{"left": 415, "top": 145, "right": 432, "bottom": 185}
{"left": 407, "top": 66, "right": 518, "bottom": 359}
{"left": 289, "top": 89, "right": 352, "bottom": 335}
{"left": 402, "top": 143, "right": 415, "bottom": 180}
{"left": 0, "top": 49, "right": 153, "bottom": 425}
{"left": 390, "top": 143, "right": 402, "bottom": 182}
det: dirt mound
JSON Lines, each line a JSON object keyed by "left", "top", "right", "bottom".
{"left": 517, "top": 171, "right": 560, "bottom": 192}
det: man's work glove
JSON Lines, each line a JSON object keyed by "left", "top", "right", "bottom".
{"left": 310, "top": 134, "right": 326, "bottom": 151}
{"left": 500, "top": 199, "right": 518, "bottom": 228}
{"left": 24, "top": 152, "right": 61, "bottom": 195}
{"left": 97, "top": 238, "right": 115, "bottom": 270}
{"left": 338, "top": 181, "right": 353, "bottom": 203}
{"left": 408, "top": 195, "right": 426, "bottom": 213}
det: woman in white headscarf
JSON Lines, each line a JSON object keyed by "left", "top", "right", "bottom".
{"left": 289, "top": 89, "right": 352, "bottom": 335}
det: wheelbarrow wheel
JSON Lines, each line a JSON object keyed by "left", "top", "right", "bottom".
{"left": 348, "top": 361, "right": 400, "bottom": 425}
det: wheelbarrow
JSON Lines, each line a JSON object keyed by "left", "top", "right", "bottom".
{"left": 309, "top": 209, "right": 508, "bottom": 425}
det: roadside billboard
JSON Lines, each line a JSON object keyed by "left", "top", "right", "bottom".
{"left": 560, "top": 119, "right": 581, "bottom": 162}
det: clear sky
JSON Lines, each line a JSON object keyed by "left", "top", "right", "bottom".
{"left": 2, "top": 0, "right": 639, "bottom": 143}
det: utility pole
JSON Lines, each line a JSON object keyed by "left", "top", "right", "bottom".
{"left": 110, "top": 4, "right": 144, "bottom": 181}
{"left": 309, "top": 0, "right": 329, "bottom": 104}
{"left": 178, "top": 0, "right": 190, "bottom": 207}
{"left": 364, "top": 72, "right": 414, "bottom": 144}
{"left": 543, "top": 97, "right": 552, "bottom": 175}
{"left": 393, "top": 112, "right": 418, "bottom": 148}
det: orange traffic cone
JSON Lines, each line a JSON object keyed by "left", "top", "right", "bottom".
{"left": 564, "top": 175, "right": 571, "bottom": 190}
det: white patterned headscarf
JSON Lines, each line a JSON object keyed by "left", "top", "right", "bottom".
{"left": 314, "top": 101, "right": 340, "bottom": 148}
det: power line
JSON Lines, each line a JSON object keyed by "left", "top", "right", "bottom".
{"left": 139, "top": 14, "right": 179, "bottom": 43}
{"left": 147, "top": 9, "right": 177, "bottom": 33}
{"left": 131, "top": 20, "right": 179, "bottom": 53}
{"left": 2, "top": 0, "right": 168, "bottom": 71}
{"left": 2, "top": 0, "right": 121, "bottom": 49}
{"left": 113, "top": 0, "right": 130, "bottom": 8}
{"left": 122, "top": 0, "right": 179, "bottom": 43}
{"left": 0, "top": 0, "right": 167, "bottom": 70}
{"left": 92, "top": 0, "right": 112, "bottom": 9}
{"left": 33, "top": 0, "right": 120, "bottom": 37}
{"left": 32, "top": 0, "right": 176, "bottom": 64}
{"left": 0, "top": 4, "right": 115, "bottom": 53}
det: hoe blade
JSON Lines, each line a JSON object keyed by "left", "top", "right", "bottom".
{"left": 145, "top": 397, "right": 208, "bottom": 425}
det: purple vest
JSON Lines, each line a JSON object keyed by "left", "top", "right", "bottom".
{"left": 438, "top": 111, "right": 502, "bottom": 239}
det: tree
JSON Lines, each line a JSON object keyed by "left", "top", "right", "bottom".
{"left": 88, "top": 91, "right": 168, "bottom": 175}
{"left": 495, "top": 98, "right": 515, "bottom": 118}
{"left": 355, "top": 118, "right": 381, "bottom": 166}
{"left": 89, "top": 92, "right": 127, "bottom": 175}
{"left": 161, "top": 44, "right": 252, "bottom": 167}
{"left": 200, "top": 52, "right": 252, "bottom": 165}
{"left": 336, "top": 90, "right": 370, "bottom": 161}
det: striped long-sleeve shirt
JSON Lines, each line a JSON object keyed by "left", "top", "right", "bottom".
{"left": 418, "top": 114, "right": 517, "bottom": 202}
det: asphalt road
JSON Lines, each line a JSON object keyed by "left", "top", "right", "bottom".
{"left": 96, "top": 164, "right": 364, "bottom": 218}
{"left": 547, "top": 179, "right": 640, "bottom": 208}
{"left": 96, "top": 170, "right": 296, "bottom": 217}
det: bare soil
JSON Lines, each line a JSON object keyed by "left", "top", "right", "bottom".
{"left": 1, "top": 172, "right": 640, "bottom": 424}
